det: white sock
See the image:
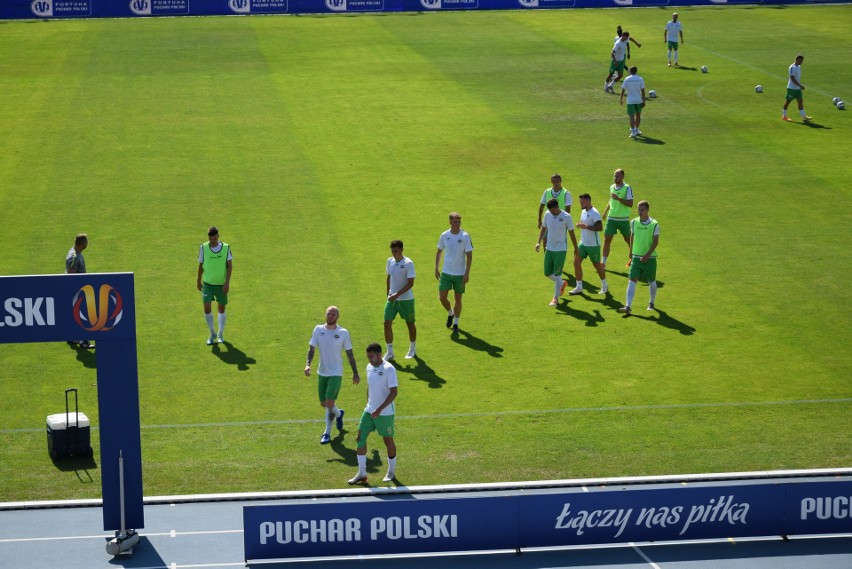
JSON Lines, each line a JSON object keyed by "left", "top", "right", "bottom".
{"left": 554, "top": 276, "right": 563, "bottom": 296}
{"left": 330, "top": 405, "right": 340, "bottom": 418}
{"left": 782, "top": 109, "right": 788, "bottom": 116}
{"left": 324, "top": 408, "right": 334, "bottom": 435}
{"left": 547, "top": 274, "right": 557, "bottom": 282}
{"left": 204, "top": 313, "right": 215, "bottom": 334}
{"left": 649, "top": 281, "right": 658, "bottom": 304}
{"left": 386, "top": 343, "right": 393, "bottom": 354}
{"left": 217, "top": 312, "right": 226, "bottom": 336}
{"left": 357, "top": 454, "right": 367, "bottom": 477}
{"left": 626, "top": 280, "right": 637, "bottom": 308}
{"left": 408, "top": 341, "right": 416, "bottom": 353}
{"left": 447, "top": 310, "right": 454, "bottom": 316}
{"left": 602, "top": 256, "right": 608, "bottom": 264}
{"left": 387, "top": 455, "right": 397, "bottom": 475}
{"left": 575, "top": 281, "right": 583, "bottom": 290}
{"left": 601, "top": 278, "right": 608, "bottom": 289}
{"left": 799, "top": 109, "right": 807, "bottom": 118}
{"left": 452, "top": 317, "right": 459, "bottom": 325}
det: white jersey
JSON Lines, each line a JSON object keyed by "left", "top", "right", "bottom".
{"left": 543, "top": 209, "right": 574, "bottom": 252}
{"left": 365, "top": 360, "right": 398, "bottom": 416}
{"left": 612, "top": 38, "right": 628, "bottom": 62}
{"left": 579, "top": 207, "right": 603, "bottom": 247}
{"left": 665, "top": 21, "right": 682, "bottom": 42}
{"left": 309, "top": 325, "right": 353, "bottom": 377}
{"left": 787, "top": 63, "right": 802, "bottom": 89}
{"left": 386, "top": 256, "right": 415, "bottom": 301}
{"left": 437, "top": 229, "right": 473, "bottom": 276}
{"left": 622, "top": 74, "right": 645, "bottom": 104}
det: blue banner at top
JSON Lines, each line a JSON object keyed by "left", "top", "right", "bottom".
{"left": 1, "top": 0, "right": 843, "bottom": 19}
{"left": 0, "top": 273, "right": 136, "bottom": 344}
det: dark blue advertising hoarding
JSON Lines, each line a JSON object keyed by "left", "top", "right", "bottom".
{"left": 0, "top": 273, "right": 143, "bottom": 532}
{"left": 244, "top": 477, "right": 852, "bottom": 562}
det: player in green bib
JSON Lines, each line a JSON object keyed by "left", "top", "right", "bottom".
{"left": 197, "top": 226, "right": 233, "bottom": 345}
{"left": 601, "top": 169, "right": 635, "bottom": 268}
{"left": 618, "top": 201, "right": 660, "bottom": 315}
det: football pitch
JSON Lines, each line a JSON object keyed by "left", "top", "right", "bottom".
{"left": 0, "top": 4, "right": 850, "bottom": 502}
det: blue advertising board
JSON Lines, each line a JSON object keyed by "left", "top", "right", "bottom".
{"left": 1, "top": 0, "right": 846, "bottom": 19}
{"left": 0, "top": 273, "right": 143, "bottom": 532}
{"left": 244, "top": 477, "right": 852, "bottom": 562}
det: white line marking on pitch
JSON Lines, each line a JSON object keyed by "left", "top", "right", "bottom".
{"left": 630, "top": 542, "right": 662, "bottom": 568}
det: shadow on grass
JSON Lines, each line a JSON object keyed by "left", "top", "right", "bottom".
{"left": 674, "top": 65, "right": 699, "bottom": 71}
{"left": 328, "top": 434, "right": 381, "bottom": 472}
{"left": 449, "top": 328, "right": 504, "bottom": 358}
{"left": 620, "top": 307, "right": 696, "bottom": 335}
{"left": 555, "top": 297, "right": 605, "bottom": 327}
{"left": 392, "top": 356, "right": 447, "bottom": 389}
{"left": 634, "top": 134, "right": 665, "bottom": 145}
{"left": 51, "top": 454, "right": 98, "bottom": 484}
{"left": 67, "top": 342, "right": 96, "bottom": 369}
{"left": 801, "top": 120, "right": 831, "bottom": 130}
{"left": 211, "top": 341, "right": 256, "bottom": 371}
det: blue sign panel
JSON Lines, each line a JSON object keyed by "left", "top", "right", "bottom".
{"left": 245, "top": 479, "right": 852, "bottom": 562}
{"left": 0, "top": 273, "right": 143, "bottom": 532}
{"left": 244, "top": 495, "right": 518, "bottom": 561}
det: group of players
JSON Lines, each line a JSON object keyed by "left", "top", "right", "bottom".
{"left": 536, "top": 170, "right": 659, "bottom": 315}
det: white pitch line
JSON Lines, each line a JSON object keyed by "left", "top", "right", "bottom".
{"left": 2, "top": 398, "right": 850, "bottom": 434}
{"left": 630, "top": 542, "right": 662, "bottom": 569}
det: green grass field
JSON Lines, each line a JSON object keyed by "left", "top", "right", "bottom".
{"left": 0, "top": 5, "right": 850, "bottom": 502}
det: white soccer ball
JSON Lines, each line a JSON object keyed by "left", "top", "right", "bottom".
{"left": 833, "top": 97, "right": 841, "bottom": 106}
{"left": 838, "top": 101, "right": 846, "bottom": 110}
{"left": 755, "top": 85, "right": 763, "bottom": 93}
{"left": 648, "top": 90, "right": 657, "bottom": 99}
{"left": 700, "top": 66, "right": 708, "bottom": 73}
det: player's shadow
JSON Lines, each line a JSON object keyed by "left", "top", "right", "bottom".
{"left": 801, "top": 121, "right": 831, "bottom": 130}
{"left": 450, "top": 328, "right": 504, "bottom": 358}
{"left": 392, "top": 356, "right": 447, "bottom": 389}
{"left": 674, "top": 65, "right": 699, "bottom": 71}
{"left": 634, "top": 135, "right": 665, "bottom": 145}
{"left": 555, "top": 298, "right": 605, "bottom": 327}
{"left": 211, "top": 342, "right": 256, "bottom": 371}
{"left": 619, "top": 307, "right": 696, "bottom": 335}
{"left": 328, "top": 438, "right": 381, "bottom": 473}
{"left": 67, "top": 342, "right": 97, "bottom": 369}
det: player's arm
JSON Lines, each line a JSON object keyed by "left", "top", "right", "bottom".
{"left": 620, "top": 88, "right": 626, "bottom": 105}
{"left": 601, "top": 203, "right": 610, "bottom": 219}
{"left": 538, "top": 203, "right": 545, "bottom": 229}
{"left": 568, "top": 228, "right": 579, "bottom": 254}
{"left": 535, "top": 226, "right": 547, "bottom": 251}
{"left": 370, "top": 386, "right": 398, "bottom": 419}
{"left": 641, "top": 88, "right": 646, "bottom": 107}
{"left": 463, "top": 250, "right": 472, "bottom": 283}
{"left": 346, "top": 348, "right": 360, "bottom": 384}
{"left": 223, "top": 259, "right": 232, "bottom": 293}
{"left": 304, "top": 345, "right": 315, "bottom": 376}
{"left": 435, "top": 249, "right": 443, "bottom": 280}
{"left": 196, "top": 263, "right": 203, "bottom": 291}
{"left": 590, "top": 219, "right": 604, "bottom": 232}
{"left": 386, "top": 274, "right": 391, "bottom": 297}
{"left": 641, "top": 234, "right": 660, "bottom": 263}
{"left": 630, "top": 37, "right": 641, "bottom": 48}
{"left": 679, "top": 28, "right": 684, "bottom": 43}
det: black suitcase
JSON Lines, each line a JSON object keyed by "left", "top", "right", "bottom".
{"left": 46, "top": 388, "right": 93, "bottom": 459}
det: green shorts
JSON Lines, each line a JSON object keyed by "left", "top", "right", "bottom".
{"left": 201, "top": 282, "right": 228, "bottom": 305}
{"left": 629, "top": 256, "right": 657, "bottom": 282}
{"left": 667, "top": 41, "right": 679, "bottom": 51}
{"left": 544, "top": 249, "right": 567, "bottom": 277}
{"left": 609, "top": 59, "right": 626, "bottom": 75}
{"left": 604, "top": 218, "right": 630, "bottom": 238}
{"left": 577, "top": 244, "right": 602, "bottom": 264}
{"left": 384, "top": 298, "right": 416, "bottom": 322}
{"left": 439, "top": 272, "right": 466, "bottom": 294}
{"left": 318, "top": 375, "right": 343, "bottom": 402}
{"left": 356, "top": 411, "right": 395, "bottom": 448}
{"left": 785, "top": 88, "right": 803, "bottom": 102}
{"left": 627, "top": 103, "right": 643, "bottom": 116}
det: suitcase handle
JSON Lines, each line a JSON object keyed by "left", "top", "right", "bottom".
{"left": 65, "top": 388, "right": 79, "bottom": 428}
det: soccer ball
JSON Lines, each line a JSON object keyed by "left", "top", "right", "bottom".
{"left": 755, "top": 85, "right": 763, "bottom": 93}
{"left": 833, "top": 97, "right": 841, "bottom": 106}
{"left": 838, "top": 101, "right": 846, "bottom": 110}
{"left": 700, "top": 66, "right": 708, "bottom": 73}
{"left": 648, "top": 90, "right": 657, "bottom": 99}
